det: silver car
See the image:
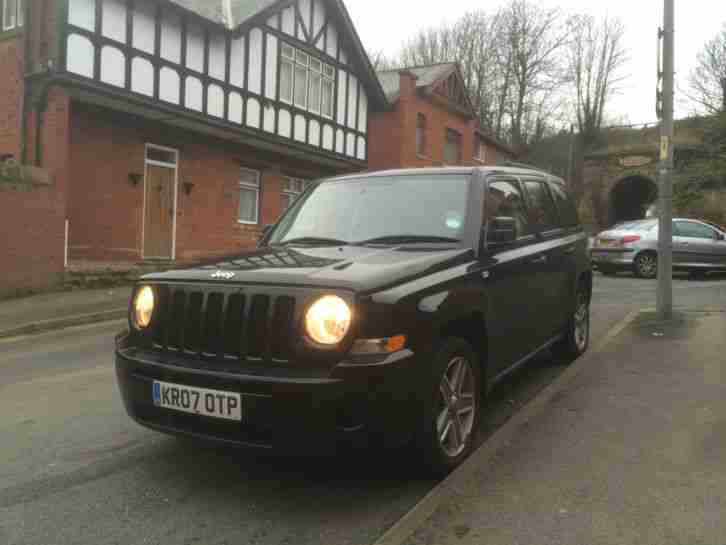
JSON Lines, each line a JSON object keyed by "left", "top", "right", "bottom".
{"left": 591, "top": 218, "right": 726, "bottom": 278}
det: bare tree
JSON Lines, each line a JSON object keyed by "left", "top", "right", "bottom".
{"left": 566, "top": 15, "right": 628, "bottom": 143}
{"left": 502, "top": 0, "right": 568, "bottom": 148}
{"left": 367, "top": 49, "right": 400, "bottom": 72}
{"left": 688, "top": 23, "right": 726, "bottom": 114}
{"left": 384, "top": 0, "right": 571, "bottom": 147}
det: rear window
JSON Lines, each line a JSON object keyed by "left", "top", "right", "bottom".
{"left": 618, "top": 220, "right": 657, "bottom": 231}
{"left": 548, "top": 181, "right": 579, "bottom": 227}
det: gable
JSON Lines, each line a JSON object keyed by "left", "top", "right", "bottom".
{"left": 376, "top": 63, "right": 474, "bottom": 118}
{"left": 260, "top": 0, "right": 385, "bottom": 107}
{"left": 262, "top": 1, "right": 348, "bottom": 68}
{"left": 429, "top": 69, "right": 474, "bottom": 118}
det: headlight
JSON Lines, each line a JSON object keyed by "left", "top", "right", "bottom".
{"left": 305, "top": 295, "right": 351, "bottom": 345}
{"left": 132, "top": 286, "right": 155, "bottom": 329}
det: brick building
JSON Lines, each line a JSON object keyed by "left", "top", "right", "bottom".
{"left": 369, "top": 63, "right": 515, "bottom": 170}
{"left": 0, "top": 0, "right": 386, "bottom": 295}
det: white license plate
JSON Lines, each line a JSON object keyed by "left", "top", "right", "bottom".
{"left": 153, "top": 381, "right": 242, "bottom": 422}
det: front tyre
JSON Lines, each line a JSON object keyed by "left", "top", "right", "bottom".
{"left": 416, "top": 338, "right": 481, "bottom": 478}
{"left": 552, "top": 286, "right": 590, "bottom": 363}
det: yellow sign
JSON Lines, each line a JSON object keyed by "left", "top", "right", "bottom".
{"left": 660, "top": 136, "right": 670, "bottom": 161}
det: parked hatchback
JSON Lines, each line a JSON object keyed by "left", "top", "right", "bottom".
{"left": 591, "top": 218, "right": 726, "bottom": 278}
{"left": 115, "top": 167, "right": 591, "bottom": 475}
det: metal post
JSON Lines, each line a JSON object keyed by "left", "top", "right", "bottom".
{"left": 657, "top": 0, "right": 674, "bottom": 319}
{"left": 567, "top": 124, "right": 575, "bottom": 189}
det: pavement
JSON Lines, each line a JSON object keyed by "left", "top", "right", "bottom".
{"left": 382, "top": 309, "right": 726, "bottom": 545}
{"left": 0, "top": 287, "right": 131, "bottom": 338}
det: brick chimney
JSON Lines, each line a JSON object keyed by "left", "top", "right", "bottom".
{"left": 398, "top": 70, "right": 418, "bottom": 100}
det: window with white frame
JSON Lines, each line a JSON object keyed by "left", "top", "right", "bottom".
{"left": 444, "top": 128, "right": 462, "bottom": 165}
{"left": 280, "top": 43, "right": 335, "bottom": 118}
{"left": 238, "top": 168, "right": 261, "bottom": 224}
{"left": 474, "top": 135, "right": 487, "bottom": 163}
{"left": 2, "top": 0, "right": 23, "bottom": 31}
{"left": 281, "top": 177, "right": 309, "bottom": 211}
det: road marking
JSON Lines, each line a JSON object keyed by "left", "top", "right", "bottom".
{"left": 373, "top": 308, "right": 641, "bottom": 545}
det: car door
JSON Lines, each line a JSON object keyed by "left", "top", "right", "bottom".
{"left": 520, "top": 177, "right": 570, "bottom": 341}
{"left": 481, "top": 175, "right": 548, "bottom": 376}
{"left": 673, "top": 220, "right": 725, "bottom": 268}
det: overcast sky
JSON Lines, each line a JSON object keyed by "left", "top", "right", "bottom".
{"left": 346, "top": 0, "right": 726, "bottom": 125}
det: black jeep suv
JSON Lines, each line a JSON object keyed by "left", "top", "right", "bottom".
{"left": 115, "top": 167, "right": 592, "bottom": 475}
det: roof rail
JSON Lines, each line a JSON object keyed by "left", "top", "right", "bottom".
{"left": 500, "top": 160, "right": 551, "bottom": 174}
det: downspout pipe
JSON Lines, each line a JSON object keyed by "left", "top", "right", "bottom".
{"left": 20, "top": 0, "right": 32, "bottom": 165}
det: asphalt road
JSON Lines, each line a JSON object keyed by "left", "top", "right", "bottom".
{"left": 2, "top": 273, "right": 725, "bottom": 545}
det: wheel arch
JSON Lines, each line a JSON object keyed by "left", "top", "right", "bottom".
{"left": 578, "top": 269, "right": 593, "bottom": 304}
{"left": 436, "top": 312, "right": 488, "bottom": 387}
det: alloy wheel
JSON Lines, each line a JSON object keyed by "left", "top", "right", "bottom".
{"left": 437, "top": 356, "right": 477, "bottom": 458}
{"left": 574, "top": 293, "right": 589, "bottom": 352}
{"left": 637, "top": 254, "right": 657, "bottom": 278}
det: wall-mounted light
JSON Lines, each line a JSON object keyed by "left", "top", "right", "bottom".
{"left": 183, "top": 181, "right": 195, "bottom": 196}
{"left": 128, "top": 173, "right": 142, "bottom": 187}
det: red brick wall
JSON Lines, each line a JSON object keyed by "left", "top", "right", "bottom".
{"left": 68, "top": 103, "right": 333, "bottom": 263}
{"left": 368, "top": 72, "right": 477, "bottom": 171}
{"left": 0, "top": 34, "right": 24, "bottom": 160}
{"left": 0, "top": 9, "right": 72, "bottom": 297}
{"left": 0, "top": 82, "right": 71, "bottom": 298}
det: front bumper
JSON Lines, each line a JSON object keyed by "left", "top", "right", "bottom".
{"left": 115, "top": 333, "right": 421, "bottom": 455}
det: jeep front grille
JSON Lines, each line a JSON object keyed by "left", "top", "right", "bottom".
{"left": 150, "top": 285, "right": 297, "bottom": 363}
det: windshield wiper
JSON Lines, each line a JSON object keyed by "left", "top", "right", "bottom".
{"left": 355, "top": 235, "right": 461, "bottom": 245}
{"left": 279, "top": 237, "right": 350, "bottom": 246}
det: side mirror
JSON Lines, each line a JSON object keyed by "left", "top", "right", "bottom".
{"left": 486, "top": 217, "right": 518, "bottom": 247}
{"left": 257, "top": 224, "right": 274, "bottom": 247}
{"left": 717, "top": 232, "right": 725, "bottom": 241}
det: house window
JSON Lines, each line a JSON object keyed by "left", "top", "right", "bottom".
{"left": 444, "top": 129, "right": 462, "bottom": 165}
{"left": 416, "top": 114, "right": 427, "bottom": 156}
{"left": 238, "top": 168, "right": 261, "bottom": 224}
{"left": 280, "top": 43, "right": 334, "bottom": 118}
{"left": 474, "top": 135, "right": 487, "bottom": 163}
{"left": 281, "top": 177, "right": 309, "bottom": 211}
{"left": 2, "top": 0, "right": 23, "bottom": 31}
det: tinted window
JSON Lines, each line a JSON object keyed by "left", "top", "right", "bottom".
{"left": 674, "top": 221, "right": 717, "bottom": 239}
{"left": 270, "top": 174, "right": 470, "bottom": 244}
{"left": 548, "top": 181, "right": 579, "bottom": 227}
{"left": 523, "top": 179, "right": 560, "bottom": 232}
{"left": 485, "top": 178, "right": 531, "bottom": 238}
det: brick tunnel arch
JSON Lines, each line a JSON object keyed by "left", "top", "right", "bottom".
{"left": 609, "top": 175, "right": 658, "bottom": 226}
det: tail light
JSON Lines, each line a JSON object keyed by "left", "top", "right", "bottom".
{"left": 621, "top": 235, "right": 641, "bottom": 245}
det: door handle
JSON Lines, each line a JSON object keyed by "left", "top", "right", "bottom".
{"left": 564, "top": 246, "right": 575, "bottom": 255}
{"left": 530, "top": 255, "right": 547, "bottom": 264}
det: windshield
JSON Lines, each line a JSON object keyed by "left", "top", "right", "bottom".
{"left": 270, "top": 174, "right": 471, "bottom": 245}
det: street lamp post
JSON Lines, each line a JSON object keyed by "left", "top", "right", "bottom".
{"left": 657, "top": 0, "right": 675, "bottom": 320}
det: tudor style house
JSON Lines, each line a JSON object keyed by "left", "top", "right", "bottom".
{"left": 368, "top": 63, "right": 515, "bottom": 170}
{"left": 1, "top": 0, "right": 385, "bottom": 279}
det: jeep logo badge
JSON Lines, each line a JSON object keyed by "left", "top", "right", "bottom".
{"left": 211, "top": 270, "right": 236, "bottom": 280}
